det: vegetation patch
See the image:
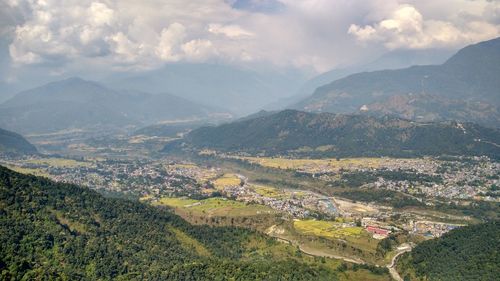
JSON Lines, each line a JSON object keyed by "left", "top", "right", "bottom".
{"left": 154, "top": 197, "right": 274, "bottom": 217}
{"left": 294, "top": 220, "right": 364, "bottom": 239}
{"left": 212, "top": 173, "right": 242, "bottom": 189}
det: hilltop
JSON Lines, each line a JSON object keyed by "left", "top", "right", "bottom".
{"left": 182, "top": 110, "right": 500, "bottom": 158}
{"left": 0, "top": 77, "right": 227, "bottom": 134}
{"left": 294, "top": 37, "right": 500, "bottom": 127}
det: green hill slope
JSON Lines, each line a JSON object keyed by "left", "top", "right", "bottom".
{"left": 182, "top": 110, "right": 500, "bottom": 158}
{"left": 396, "top": 222, "right": 500, "bottom": 281}
{"left": 294, "top": 38, "right": 500, "bottom": 127}
{"left": 0, "top": 128, "right": 37, "bottom": 154}
{"left": 0, "top": 166, "right": 389, "bottom": 280}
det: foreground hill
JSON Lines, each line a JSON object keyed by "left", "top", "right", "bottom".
{"left": 183, "top": 110, "right": 500, "bottom": 158}
{"left": 0, "top": 166, "right": 390, "bottom": 280}
{"left": 0, "top": 77, "right": 226, "bottom": 134}
{"left": 396, "top": 221, "right": 500, "bottom": 281}
{"left": 0, "top": 128, "right": 37, "bottom": 154}
{"left": 294, "top": 37, "right": 500, "bottom": 127}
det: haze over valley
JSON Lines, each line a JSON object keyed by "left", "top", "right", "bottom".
{"left": 1, "top": 1, "right": 499, "bottom": 280}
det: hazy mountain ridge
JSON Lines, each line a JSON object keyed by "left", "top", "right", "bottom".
{"left": 0, "top": 77, "right": 228, "bottom": 134}
{"left": 104, "top": 63, "right": 306, "bottom": 115}
{"left": 0, "top": 127, "right": 37, "bottom": 154}
{"left": 294, "top": 38, "right": 500, "bottom": 127}
{"left": 182, "top": 109, "right": 500, "bottom": 158}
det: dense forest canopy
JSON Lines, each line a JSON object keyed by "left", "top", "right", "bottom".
{"left": 0, "top": 165, "right": 387, "bottom": 280}
{"left": 397, "top": 221, "right": 500, "bottom": 281}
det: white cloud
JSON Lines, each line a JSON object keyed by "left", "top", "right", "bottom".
{"left": 181, "top": 39, "right": 216, "bottom": 61}
{"left": 156, "top": 23, "right": 187, "bottom": 62}
{"left": 3, "top": 0, "right": 500, "bottom": 75}
{"left": 88, "top": 2, "right": 115, "bottom": 27}
{"left": 348, "top": 3, "right": 500, "bottom": 49}
{"left": 208, "top": 24, "right": 254, "bottom": 38}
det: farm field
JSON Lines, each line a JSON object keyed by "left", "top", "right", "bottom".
{"left": 252, "top": 185, "right": 288, "bottom": 198}
{"left": 237, "top": 156, "right": 382, "bottom": 172}
{"left": 294, "top": 220, "right": 364, "bottom": 239}
{"left": 5, "top": 165, "right": 50, "bottom": 177}
{"left": 212, "top": 173, "right": 242, "bottom": 189}
{"left": 26, "top": 157, "right": 91, "bottom": 168}
{"left": 153, "top": 197, "right": 275, "bottom": 217}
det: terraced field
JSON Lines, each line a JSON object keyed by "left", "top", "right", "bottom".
{"left": 153, "top": 197, "right": 275, "bottom": 217}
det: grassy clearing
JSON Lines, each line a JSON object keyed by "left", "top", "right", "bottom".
{"left": 153, "top": 197, "right": 274, "bottom": 217}
{"left": 294, "top": 220, "right": 364, "bottom": 239}
{"left": 170, "top": 227, "right": 211, "bottom": 257}
{"left": 293, "top": 219, "right": 379, "bottom": 255}
{"left": 253, "top": 185, "right": 286, "bottom": 198}
{"left": 5, "top": 165, "right": 50, "bottom": 177}
{"left": 212, "top": 174, "right": 241, "bottom": 190}
{"left": 27, "top": 157, "right": 91, "bottom": 168}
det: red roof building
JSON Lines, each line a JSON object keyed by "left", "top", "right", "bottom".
{"left": 366, "top": 226, "right": 389, "bottom": 235}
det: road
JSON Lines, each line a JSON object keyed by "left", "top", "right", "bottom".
{"left": 387, "top": 244, "right": 412, "bottom": 281}
{"left": 271, "top": 234, "right": 366, "bottom": 264}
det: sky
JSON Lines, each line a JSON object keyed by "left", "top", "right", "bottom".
{"left": 1, "top": 0, "right": 499, "bottom": 84}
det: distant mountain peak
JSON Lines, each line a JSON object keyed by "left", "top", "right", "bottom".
{"left": 293, "top": 37, "right": 500, "bottom": 127}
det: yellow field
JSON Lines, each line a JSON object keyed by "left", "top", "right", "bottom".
{"left": 153, "top": 197, "right": 274, "bottom": 217}
{"left": 253, "top": 185, "right": 286, "bottom": 198}
{"left": 238, "top": 157, "right": 381, "bottom": 172}
{"left": 212, "top": 174, "right": 241, "bottom": 190}
{"left": 294, "top": 220, "right": 364, "bottom": 239}
{"left": 167, "top": 163, "right": 198, "bottom": 169}
{"left": 5, "top": 165, "right": 50, "bottom": 177}
{"left": 27, "top": 157, "right": 91, "bottom": 168}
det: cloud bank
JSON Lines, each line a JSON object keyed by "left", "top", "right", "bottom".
{"left": 3, "top": 0, "right": 500, "bottom": 75}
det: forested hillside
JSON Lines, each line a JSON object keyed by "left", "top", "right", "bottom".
{"left": 396, "top": 221, "right": 500, "bottom": 281}
{"left": 183, "top": 110, "right": 500, "bottom": 158}
{"left": 0, "top": 128, "right": 37, "bottom": 154}
{"left": 0, "top": 166, "right": 387, "bottom": 280}
{"left": 294, "top": 37, "right": 500, "bottom": 127}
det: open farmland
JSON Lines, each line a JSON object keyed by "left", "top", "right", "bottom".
{"left": 294, "top": 220, "right": 364, "bottom": 239}
{"left": 26, "top": 157, "right": 92, "bottom": 168}
{"left": 153, "top": 197, "right": 275, "bottom": 217}
{"left": 212, "top": 173, "right": 242, "bottom": 189}
{"left": 237, "top": 157, "right": 382, "bottom": 172}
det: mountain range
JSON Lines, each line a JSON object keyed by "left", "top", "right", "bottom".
{"left": 182, "top": 110, "right": 500, "bottom": 158}
{"left": 104, "top": 63, "right": 306, "bottom": 115}
{"left": 294, "top": 37, "right": 500, "bottom": 127}
{"left": 0, "top": 77, "right": 228, "bottom": 134}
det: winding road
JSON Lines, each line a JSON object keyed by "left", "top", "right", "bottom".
{"left": 387, "top": 244, "right": 413, "bottom": 281}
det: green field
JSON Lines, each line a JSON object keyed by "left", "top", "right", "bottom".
{"left": 238, "top": 156, "right": 382, "bottom": 172}
{"left": 27, "top": 157, "right": 91, "bottom": 168}
{"left": 5, "top": 165, "right": 50, "bottom": 177}
{"left": 153, "top": 197, "right": 275, "bottom": 217}
{"left": 212, "top": 174, "right": 242, "bottom": 190}
{"left": 253, "top": 185, "right": 287, "bottom": 198}
{"left": 294, "top": 220, "right": 364, "bottom": 239}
